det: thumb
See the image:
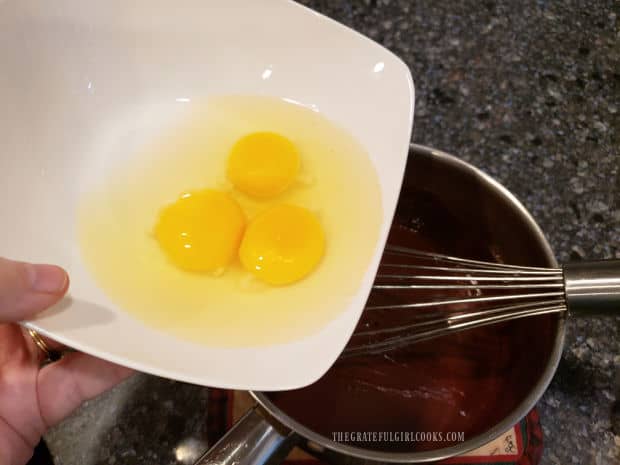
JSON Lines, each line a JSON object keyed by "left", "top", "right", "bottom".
{"left": 0, "top": 257, "right": 68, "bottom": 323}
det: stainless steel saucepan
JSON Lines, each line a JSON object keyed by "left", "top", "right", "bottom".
{"left": 193, "top": 144, "right": 567, "bottom": 464}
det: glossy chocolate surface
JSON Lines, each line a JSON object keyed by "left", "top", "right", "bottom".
{"left": 267, "top": 152, "right": 559, "bottom": 452}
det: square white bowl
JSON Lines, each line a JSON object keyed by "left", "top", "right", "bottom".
{"left": 0, "top": 0, "right": 414, "bottom": 390}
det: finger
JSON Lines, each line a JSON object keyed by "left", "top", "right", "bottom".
{"left": 37, "top": 352, "right": 134, "bottom": 427}
{"left": 0, "top": 258, "right": 69, "bottom": 323}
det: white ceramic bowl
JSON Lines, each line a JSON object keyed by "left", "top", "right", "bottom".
{"left": 0, "top": 0, "right": 414, "bottom": 390}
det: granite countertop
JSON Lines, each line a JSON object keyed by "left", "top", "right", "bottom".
{"left": 45, "top": 1, "right": 619, "bottom": 464}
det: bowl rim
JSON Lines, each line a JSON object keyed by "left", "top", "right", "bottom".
{"left": 250, "top": 143, "right": 567, "bottom": 463}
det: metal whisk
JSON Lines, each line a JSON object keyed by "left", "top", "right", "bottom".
{"left": 344, "top": 246, "right": 620, "bottom": 357}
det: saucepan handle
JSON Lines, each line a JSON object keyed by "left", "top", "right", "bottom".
{"left": 193, "top": 406, "right": 297, "bottom": 465}
{"left": 563, "top": 259, "right": 620, "bottom": 317}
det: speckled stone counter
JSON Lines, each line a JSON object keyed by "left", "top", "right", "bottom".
{"left": 45, "top": 1, "right": 619, "bottom": 464}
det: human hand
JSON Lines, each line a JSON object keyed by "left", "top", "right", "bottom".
{"left": 0, "top": 258, "right": 133, "bottom": 465}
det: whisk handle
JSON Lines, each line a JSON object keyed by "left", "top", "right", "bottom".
{"left": 563, "top": 259, "right": 620, "bottom": 317}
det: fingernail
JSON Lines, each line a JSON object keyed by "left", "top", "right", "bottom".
{"left": 29, "top": 264, "right": 68, "bottom": 294}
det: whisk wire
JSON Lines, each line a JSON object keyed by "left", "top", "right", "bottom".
{"left": 344, "top": 247, "right": 570, "bottom": 357}
{"left": 355, "top": 299, "right": 566, "bottom": 338}
{"left": 376, "top": 273, "right": 563, "bottom": 281}
{"left": 343, "top": 303, "right": 565, "bottom": 358}
{"left": 384, "top": 245, "right": 562, "bottom": 272}
{"left": 373, "top": 283, "right": 564, "bottom": 290}
{"left": 366, "top": 292, "right": 566, "bottom": 310}
{"left": 377, "top": 263, "right": 562, "bottom": 275}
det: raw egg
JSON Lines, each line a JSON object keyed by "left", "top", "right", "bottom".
{"left": 153, "top": 189, "right": 245, "bottom": 273}
{"left": 240, "top": 204, "right": 325, "bottom": 285}
{"left": 78, "top": 95, "right": 383, "bottom": 347}
{"left": 227, "top": 131, "right": 300, "bottom": 198}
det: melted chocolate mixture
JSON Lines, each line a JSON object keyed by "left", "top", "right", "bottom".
{"left": 267, "top": 152, "right": 559, "bottom": 452}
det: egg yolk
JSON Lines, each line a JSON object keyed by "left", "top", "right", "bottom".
{"left": 154, "top": 189, "right": 246, "bottom": 273}
{"left": 239, "top": 204, "right": 325, "bottom": 285}
{"left": 227, "top": 132, "right": 300, "bottom": 198}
